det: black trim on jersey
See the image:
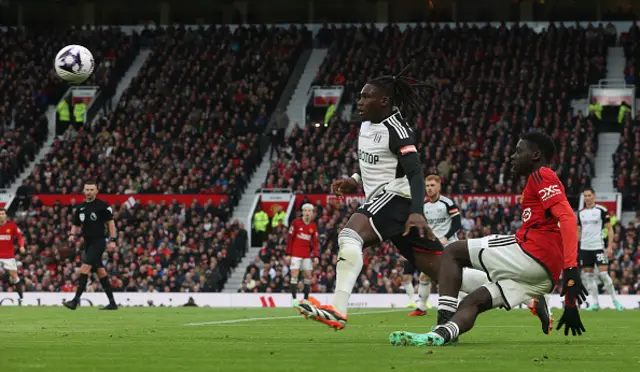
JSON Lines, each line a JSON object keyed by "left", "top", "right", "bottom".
{"left": 382, "top": 112, "right": 424, "bottom": 214}
{"left": 530, "top": 170, "right": 543, "bottom": 184}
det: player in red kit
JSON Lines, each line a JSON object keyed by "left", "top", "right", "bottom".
{"left": 286, "top": 203, "right": 318, "bottom": 304}
{"left": 0, "top": 209, "right": 26, "bottom": 303}
{"left": 390, "top": 131, "right": 588, "bottom": 346}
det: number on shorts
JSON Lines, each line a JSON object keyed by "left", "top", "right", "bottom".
{"left": 596, "top": 252, "right": 608, "bottom": 265}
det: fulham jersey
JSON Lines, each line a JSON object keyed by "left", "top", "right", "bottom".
{"left": 358, "top": 111, "right": 417, "bottom": 199}
{"left": 578, "top": 205, "right": 609, "bottom": 251}
{"left": 423, "top": 196, "right": 460, "bottom": 243}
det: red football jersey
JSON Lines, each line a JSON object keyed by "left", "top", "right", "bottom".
{"left": 0, "top": 221, "right": 24, "bottom": 259}
{"left": 286, "top": 218, "right": 319, "bottom": 259}
{"left": 515, "top": 167, "right": 566, "bottom": 282}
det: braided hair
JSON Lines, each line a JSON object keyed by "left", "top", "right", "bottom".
{"left": 367, "top": 63, "right": 432, "bottom": 115}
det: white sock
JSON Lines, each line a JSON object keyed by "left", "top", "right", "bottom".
{"left": 599, "top": 271, "right": 616, "bottom": 301}
{"left": 524, "top": 298, "right": 535, "bottom": 307}
{"left": 584, "top": 272, "right": 599, "bottom": 305}
{"left": 403, "top": 280, "right": 415, "bottom": 303}
{"left": 417, "top": 280, "right": 430, "bottom": 311}
{"left": 460, "top": 268, "right": 490, "bottom": 294}
{"left": 332, "top": 228, "right": 363, "bottom": 316}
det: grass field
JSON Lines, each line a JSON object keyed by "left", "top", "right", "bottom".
{"left": 0, "top": 307, "right": 638, "bottom": 372}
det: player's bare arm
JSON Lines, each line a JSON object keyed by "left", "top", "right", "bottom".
{"left": 605, "top": 221, "right": 613, "bottom": 253}
{"left": 108, "top": 220, "right": 117, "bottom": 250}
{"left": 69, "top": 225, "right": 80, "bottom": 242}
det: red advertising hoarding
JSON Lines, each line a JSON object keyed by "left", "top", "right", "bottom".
{"left": 32, "top": 194, "right": 228, "bottom": 206}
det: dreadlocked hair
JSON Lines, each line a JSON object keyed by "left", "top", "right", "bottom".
{"left": 367, "top": 62, "right": 433, "bottom": 115}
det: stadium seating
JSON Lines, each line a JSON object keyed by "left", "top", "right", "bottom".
{"left": 268, "top": 24, "right": 608, "bottom": 201}
{"left": 0, "top": 27, "right": 139, "bottom": 189}
{"left": 8, "top": 198, "right": 248, "bottom": 293}
{"left": 612, "top": 117, "right": 640, "bottom": 207}
{"left": 243, "top": 196, "right": 640, "bottom": 295}
{"left": 25, "top": 26, "right": 309, "bottom": 210}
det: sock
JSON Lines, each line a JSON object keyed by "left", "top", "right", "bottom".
{"left": 303, "top": 279, "right": 311, "bottom": 300}
{"left": 433, "top": 321, "right": 460, "bottom": 343}
{"left": 437, "top": 295, "right": 458, "bottom": 325}
{"left": 524, "top": 298, "right": 535, "bottom": 307}
{"left": 403, "top": 280, "right": 415, "bottom": 303}
{"left": 584, "top": 272, "right": 599, "bottom": 306}
{"left": 99, "top": 276, "right": 116, "bottom": 305}
{"left": 74, "top": 273, "right": 89, "bottom": 302}
{"left": 417, "top": 280, "right": 430, "bottom": 311}
{"left": 10, "top": 276, "right": 23, "bottom": 299}
{"left": 332, "top": 228, "right": 364, "bottom": 316}
{"left": 598, "top": 271, "right": 616, "bottom": 301}
{"left": 290, "top": 278, "right": 298, "bottom": 299}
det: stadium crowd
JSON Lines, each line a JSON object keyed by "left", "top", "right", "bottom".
{"left": 0, "top": 27, "right": 139, "bottom": 189}
{"left": 22, "top": 25, "right": 310, "bottom": 212}
{"left": 243, "top": 198, "right": 640, "bottom": 295}
{"left": 6, "top": 198, "right": 248, "bottom": 293}
{"left": 266, "top": 23, "right": 606, "bottom": 201}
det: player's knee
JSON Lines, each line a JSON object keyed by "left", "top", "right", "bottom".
{"left": 303, "top": 278, "right": 311, "bottom": 285}
{"left": 459, "top": 287, "right": 492, "bottom": 313}
{"left": 290, "top": 277, "right": 298, "bottom": 285}
{"left": 598, "top": 271, "right": 612, "bottom": 282}
{"left": 344, "top": 214, "right": 376, "bottom": 243}
{"left": 419, "top": 272, "right": 430, "bottom": 282}
{"left": 402, "top": 274, "right": 413, "bottom": 282}
{"left": 9, "top": 275, "right": 20, "bottom": 284}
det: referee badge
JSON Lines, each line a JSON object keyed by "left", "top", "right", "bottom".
{"left": 79, "top": 213, "right": 85, "bottom": 222}
{"left": 90, "top": 213, "right": 97, "bottom": 221}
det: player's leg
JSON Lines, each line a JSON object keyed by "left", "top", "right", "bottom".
{"left": 416, "top": 272, "right": 431, "bottom": 312}
{"left": 580, "top": 250, "right": 600, "bottom": 310}
{"left": 289, "top": 258, "right": 301, "bottom": 300}
{"left": 401, "top": 261, "right": 416, "bottom": 308}
{"left": 295, "top": 211, "right": 378, "bottom": 329}
{"left": 7, "top": 269, "right": 23, "bottom": 303}
{"left": 96, "top": 267, "right": 117, "bottom": 310}
{"left": 64, "top": 262, "right": 92, "bottom": 310}
{"left": 302, "top": 260, "right": 313, "bottom": 301}
{"left": 392, "top": 237, "right": 552, "bottom": 346}
{"left": 595, "top": 252, "right": 622, "bottom": 310}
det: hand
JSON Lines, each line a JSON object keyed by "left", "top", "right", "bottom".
{"left": 556, "top": 303, "right": 586, "bottom": 336}
{"left": 108, "top": 241, "right": 117, "bottom": 250}
{"left": 68, "top": 235, "right": 76, "bottom": 243}
{"left": 560, "top": 267, "right": 588, "bottom": 305}
{"left": 439, "top": 237, "right": 449, "bottom": 246}
{"left": 331, "top": 178, "right": 358, "bottom": 196}
{"left": 403, "top": 213, "right": 436, "bottom": 240}
{"left": 607, "top": 246, "right": 613, "bottom": 257}
{"left": 19, "top": 246, "right": 26, "bottom": 255}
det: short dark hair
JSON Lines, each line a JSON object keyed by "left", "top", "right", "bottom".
{"left": 84, "top": 180, "right": 97, "bottom": 186}
{"left": 583, "top": 187, "right": 596, "bottom": 195}
{"left": 522, "top": 131, "right": 556, "bottom": 163}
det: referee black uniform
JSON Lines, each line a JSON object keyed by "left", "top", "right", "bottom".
{"left": 72, "top": 198, "right": 114, "bottom": 268}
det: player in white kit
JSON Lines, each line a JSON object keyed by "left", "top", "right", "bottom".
{"left": 294, "top": 66, "right": 490, "bottom": 330}
{"left": 405, "top": 175, "right": 466, "bottom": 316}
{"left": 578, "top": 187, "right": 623, "bottom": 311}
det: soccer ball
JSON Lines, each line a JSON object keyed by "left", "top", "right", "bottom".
{"left": 54, "top": 45, "right": 95, "bottom": 84}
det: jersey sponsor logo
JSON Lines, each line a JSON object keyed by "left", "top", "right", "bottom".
{"left": 358, "top": 149, "right": 379, "bottom": 164}
{"left": 538, "top": 185, "right": 562, "bottom": 201}
{"left": 427, "top": 217, "right": 449, "bottom": 225}
{"left": 0, "top": 235, "right": 11, "bottom": 241}
{"left": 374, "top": 133, "right": 382, "bottom": 143}
{"left": 399, "top": 145, "right": 417, "bottom": 155}
{"left": 90, "top": 212, "right": 97, "bottom": 221}
{"left": 522, "top": 207, "right": 532, "bottom": 222}
{"left": 298, "top": 233, "right": 312, "bottom": 241}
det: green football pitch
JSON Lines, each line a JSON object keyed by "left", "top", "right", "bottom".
{"left": 0, "top": 307, "right": 638, "bottom": 372}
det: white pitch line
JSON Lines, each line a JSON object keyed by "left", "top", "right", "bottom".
{"left": 184, "top": 309, "right": 406, "bottom": 326}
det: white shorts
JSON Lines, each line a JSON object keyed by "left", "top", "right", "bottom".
{"left": 0, "top": 258, "right": 18, "bottom": 271}
{"left": 468, "top": 235, "right": 552, "bottom": 310}
{"left": 290, "top": 257, "right": 312, "bottom": 271}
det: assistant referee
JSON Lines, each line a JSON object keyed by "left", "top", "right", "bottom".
{"left": 63, "top": 181, "right": 119, "bottom": 311}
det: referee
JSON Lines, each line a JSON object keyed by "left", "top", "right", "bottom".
{"left": 63, "top": 181, "right": 118, "bottom": 311}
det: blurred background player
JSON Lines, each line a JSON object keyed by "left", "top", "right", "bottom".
{"left": 578, "top": 187, "right": 622, "bottom": 311}
{"left": 407, "top": 175, "right": 463, "bottom": 317}
{"left": 287, "top": 203, "right": 318, "bottom": 304}
{"left": 63, "top": 181, "right": 119, "bottom": 311}
{"left": 0, "top": 209, "right": 25, "bottom": 304}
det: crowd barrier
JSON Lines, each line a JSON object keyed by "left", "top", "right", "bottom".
{"left": 0, "top": 293, "right": 638, "bottom": 310}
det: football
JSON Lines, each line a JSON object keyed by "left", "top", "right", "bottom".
{"left": 54, "top": 45, "right": 95, "bottom": 84}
